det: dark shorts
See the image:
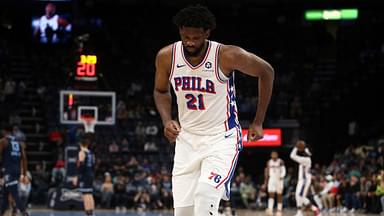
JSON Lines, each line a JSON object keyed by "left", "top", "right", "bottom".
{"left": 78, "top": 176, "right": 93, "bottom": 194}
{"left": 3, "top": 173, "right": 19, "bottom": 188}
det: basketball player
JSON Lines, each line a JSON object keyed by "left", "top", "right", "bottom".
{"left": 74, "top": 133, "right": 95, "bottom": 216}
{"left": 34, "top": 3, "right": 71, "bottom": 43}
{"left": 290, "top": 140, "right": 321, "bottom": 216}
{"left": 0, "top": 124, "right": 29, "bottom": 216}
{"left": 153, "top": 5, "right": 274, "bottom": 216}
{"left": 264, "top": 151, "right": 286, "bottom": 215}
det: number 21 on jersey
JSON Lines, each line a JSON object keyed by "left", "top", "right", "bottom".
{"left": 185, "top": 94, "right": 205, "bottom": 110}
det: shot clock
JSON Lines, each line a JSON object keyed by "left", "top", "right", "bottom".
{"left": 75, "top": 54, "right": 98, "bottom": 81}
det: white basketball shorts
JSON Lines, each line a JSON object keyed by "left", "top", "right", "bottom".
{"left": 267, "top": 178, "right": 284, "bottom": 194}
{"left": 172, "top": 126, "right": 242, "bottom": 208}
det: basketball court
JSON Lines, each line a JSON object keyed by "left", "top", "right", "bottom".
{"left": 24, "top": 209, "right": 380, "bottom": 216}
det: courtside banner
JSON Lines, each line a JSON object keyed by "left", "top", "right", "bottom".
{"left": 242, "top": 128, "right": 282, "bottom": 147}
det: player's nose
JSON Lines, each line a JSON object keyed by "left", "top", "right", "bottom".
{"left": 185, "top": 40, "right": 195, "bottom": 47}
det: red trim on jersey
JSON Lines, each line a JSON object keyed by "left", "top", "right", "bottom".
{"left": 181, "top": 41, "right": 211, "bottom": 70}
{"left": 216, "top": 127, "right": 240, "bottom": 188}
{"left": 168, "top": 43, "right": 177, "bottom": 81}
{"left": 214, "top": 44, "right": 226, "bottom": 84}
{"left": 224, "top": 82, "right": 230, "bottom": 131}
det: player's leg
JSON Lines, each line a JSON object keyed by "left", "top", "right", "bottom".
{"left": 7, "top": 184, "right": 27, "bottom": 215}
{"left": 194, "top": 182, "right": 223, "bottom": 216}
{"left": 172, "top": 130, "right": 201, "bottom": 216}
{"left": 1, "top": 186, "right": 10, "bottom": 215}
{"left": 266, "top": 178, "right": 277, "bottom": 215}
{"left": 300, "top": 179, "right": 320, "bottom": 215}
{"left": 82, "top": 193, "right": 95, "bottom": 216}
{"left": 174, "top": 206, "right": 194, "bottom": 216}
{"left": 276, "top": 179, "right": 284, "bottom": 212}
{"left": 196, "top": 127, "right": 240, "bottom": 216}
{"left": 295, "top": 180, "right": 305, "bottom": 216}
{"left": 267, "top": 179, "right": 276, "bottom": 215}
{"left": 267, "top": 192, "right": 275, "bottom": 215}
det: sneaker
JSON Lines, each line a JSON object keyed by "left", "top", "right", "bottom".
{"left": 294, "top": 211, "right": 304, "bottom": 216}
{"left": 115, "top": 207, "right": 120, "bottom": 213}
{"left": 349, "top": 208, "right": 355, "bottom": 214}
{"left": 276, "top": 210, "right": 283, "bottom": 216}
{"left": 341, "top": 207, "right": 348, "bottom": 213}
{"left": 266, "top": 208, "right": 273, "bottom": 216}
{"left": 314, "top": 208, "right": 322, "bottom": 216}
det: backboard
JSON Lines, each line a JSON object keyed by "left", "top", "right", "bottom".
{"left": 59, "top": 90, "right": 116, "bottom": 125}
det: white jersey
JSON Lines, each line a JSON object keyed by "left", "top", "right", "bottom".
{"left": 267, "top": 158, "right": 286, "bottom": 180}
{"left": 170, "top": 40, "right": 240, "bottom": 136}
{"left": 39, "top": 14, "right": 59, "bottom": 37}
{"left": 290, "top": 147, "right": 311, "bottom": 180}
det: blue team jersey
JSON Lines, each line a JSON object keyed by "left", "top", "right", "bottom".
{"left": 2, "top": 136, "right": 22, "bottom": 176}
{"left": 79, "top": 149, "right": 94, "bottom": 178}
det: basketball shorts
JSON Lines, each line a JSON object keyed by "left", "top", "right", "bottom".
{"left": 296, "top": 178, "right": 311, "bottom": 198}
{"left": 172, "top": 126, "right": 242, "bottom": 208}
{"left": 267, "top": 178, "right": 284, "bottom": 193}
{"left": 3, "top": 173, "right": 19, "bottom": 188}
{"left": 78, "top": 175, "right": 94, "bottom": 194}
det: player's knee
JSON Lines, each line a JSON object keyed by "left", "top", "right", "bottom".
{"left": 194, "top": 183, "right": 221, "bottom": 216}
{"left": 175, "top": 206, "right": 194, "bottom": 216}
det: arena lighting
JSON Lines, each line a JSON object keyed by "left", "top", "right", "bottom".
{"left": 305, "top": 9, "right": 358, "bottom": 21}
{"left": 242, "top": 128, "right": 282, "bottom": 147}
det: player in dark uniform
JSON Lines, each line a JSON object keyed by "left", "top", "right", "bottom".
{"left": 0, "top": 124, "right": 29, "bottom": 216}
{"left": 74, "top": 133, "right": 95, "bottom": 216}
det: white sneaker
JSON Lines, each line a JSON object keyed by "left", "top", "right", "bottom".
{"left": 115, "top": 207, "right": 120, "bottom": 213}
{"left": 294, "top": 211, "right": 304, "bottom": 216}
{"left": 341, "top": 207, "right": 348, "bottom": 213}
{"left": 349, "top": 208, "right": 355, "bottom": 213}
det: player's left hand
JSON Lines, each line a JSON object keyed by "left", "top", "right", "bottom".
{"left": 72, "top": 177, "right": 78, "bottom": 186}
{"left": 248, "top": 122, "right": 264, "bottom": 142}
{"left": 20, "top": 174, "right": 29, "bottom": 184}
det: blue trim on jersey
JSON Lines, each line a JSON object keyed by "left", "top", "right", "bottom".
{"left": 299, "top": 179, "right": 307, "bottom": 196}
{"left": 226, "top": 74, "right": 239, "bottom": 130}
{"left": 223, "top": 127, "right": 242, "bottom": 198}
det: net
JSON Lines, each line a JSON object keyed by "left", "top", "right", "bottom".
{"left": 80, "top": 116, "right": 96, "bottom": 133}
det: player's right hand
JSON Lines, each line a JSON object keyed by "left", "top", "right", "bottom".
{"left": 164, "top": 120, "right": 181, "bottom": 143}
{"left": 72, "top": 177, "right": 78, "bottom": 186}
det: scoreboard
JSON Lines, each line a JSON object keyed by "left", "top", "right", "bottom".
{"left": 75, "top": 54, "right": 97, "bottom": 81}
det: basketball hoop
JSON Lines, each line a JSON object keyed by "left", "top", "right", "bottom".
{"left": 80, "top": 115, "right": 96, "bottom": 133}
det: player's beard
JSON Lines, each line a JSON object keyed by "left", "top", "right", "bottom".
{"left": 183, "top": 42, "right": 206, "bottom": 57}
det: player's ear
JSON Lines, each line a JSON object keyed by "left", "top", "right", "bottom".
{"left": 204, "top": 29, "right": 211, "bottom": 38}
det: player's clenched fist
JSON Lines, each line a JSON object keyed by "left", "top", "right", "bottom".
{"left": 248, "top": 122, "right": 264, "bottom": 142}
{"left": 164, "top": 120, "right": 181, "bottom": 143}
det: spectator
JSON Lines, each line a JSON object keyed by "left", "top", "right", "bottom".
{"left": 342, "top": 175, "right": 361, "bottom": 213}
{"left": 19, "top": 172, "right": 32, "bottom": 210}
{"left": 31, "top": 163, "right": 49, "bottom": 204}
{"left": 100, "top": 172, "right": 114, "bottom": 209}
{"left": 240, "top": 176, "right": 256, "bottom": 208}
{"left": 108, "top": 140, "right": 119, "bottom": 154}
{"left": 320, "top": 175, "right": 336, "bottom": 212}
{"left": 113, "top": 175, "right": 127, "bottom": 213}
{"left": 134, "top": 187, "right": 151, "bottom": 211}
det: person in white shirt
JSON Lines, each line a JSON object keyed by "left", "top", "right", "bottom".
{"left": 264, "top": 151, "right": 286, "bottom": 215}
{"left": 320, "top": 175, "right": 336, "bottom": 212}
{"left": 34, "top": 3, "right": 71, "bottom": 43}
{"left": 290, "top": 140, "right": 321, "bottom": 216}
